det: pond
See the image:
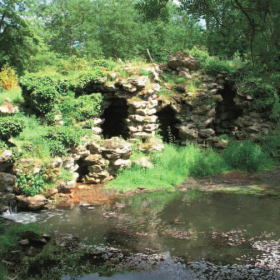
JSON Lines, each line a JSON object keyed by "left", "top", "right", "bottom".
{"left": 12, "top": 190, "right": 280, "bottom": 279}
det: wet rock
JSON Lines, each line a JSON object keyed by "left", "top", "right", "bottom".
{"left": 16, "top": 195, "right": 48, "bottom": 211}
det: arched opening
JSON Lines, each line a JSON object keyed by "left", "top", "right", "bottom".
{"left": 101, "top": 98, "right": 129, "bottom": 139}
{"left": 156, "top": 105, "right": 180, "bottom": 143}
{"left": 213, "top": 83, "right": 243, "bottom": 136}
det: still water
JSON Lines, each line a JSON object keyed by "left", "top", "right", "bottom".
{"left": 18, "top": 190, "right": 280, "bottom": 279}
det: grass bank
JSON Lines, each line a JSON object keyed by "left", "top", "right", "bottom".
{"left": 106, "top": 140, "right": 277, "bottom": 193}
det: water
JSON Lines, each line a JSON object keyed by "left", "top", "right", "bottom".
{"left": 12, "top": 190, "right": 280, "bottom": 278}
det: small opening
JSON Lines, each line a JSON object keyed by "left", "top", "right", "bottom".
{"left": 156, "top": 105, "right": 180, "bottom": 143}
{"left": 213, "top": 83, "right": 243, "bottom": 136}
{"left": 101, "top": 98, "right": 129, "bottom": 139}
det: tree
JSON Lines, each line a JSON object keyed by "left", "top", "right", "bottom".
{"left": 0, "top": 0, "right": 45, "bottom": 75}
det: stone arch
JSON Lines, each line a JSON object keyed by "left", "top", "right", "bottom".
{"left": 100, "top": 98, "right": 129, "bottom": 139}
{"left": 155, "top": 105, "right": 180, "bottom": 143}
{"left": 213, "top": 83, "right": 243, "bottom": 136}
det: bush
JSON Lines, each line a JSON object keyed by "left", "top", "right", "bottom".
{"left": 0, "top": 64, "right": 18, "bottom": 90}
{"left": 204, "top": 58, "right": 234, "bottom": 76}
{"left": 188, "top": 148, "right": 228, "bottom": 177}
{"left": 47, "top": 140, "right": 69, "bottom": 157}
{"left": 222, "top": 140, "right": 275, "bottom": 172}
{"left": 74, "top": 94, "right": 103, "bottom": 121}
{"left": 20, "top": 72, "right": 67, "bottom": 114}
{"left": 237, "top": 81, "right": 277, "bottom": 119}
{"left": 69, "top": 69, "right": 107, "bottom": 96}
{"left": 45, "top": 126, "right": 86, "bottom": 148}
{"left": 188, "top": 46, "right": 210, "bottom": 66}
{"left": 0, "top": 116, "right": 24, "bottom": 141}
{"left": 15, "top": 171, "right": 46, "bottom": 197}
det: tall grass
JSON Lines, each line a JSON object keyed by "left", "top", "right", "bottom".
{"left": 222, "top": 140, "right": 276, "bottom": 172}
{"left": 107, "top": 143, "right": 229, "bottom": 192}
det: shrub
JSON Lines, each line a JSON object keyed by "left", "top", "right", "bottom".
{"left": 0, "top": 64, "right": 18, "bottom": 90}
{"left": 222, "top": 140, "right": 275, "bottom": 172}
{"left": 20, "top": 72, "right": 67, "bottom": 114}
{"left": 47, "top": 140, "right": 69, "bottom": 157}
{"left": 237, "top": 81, "right": 277, "bottom": 119}
{"left": 15, "top": 171, "right": 46, "bottom": 197}
{"left": 188, "top": 46, "right": 210, "bottom": 66}
{"left": 188, "top": 148, "right": 228, "bottom": 177}
{"left": 0, "top": 140, "right": 8, "bottom": 153}
{"left": 204, "top": 58, "right": 234, "bottom": 76}
{"left": 45, "top": 126, "right": 86, "bottom": 148}
{"left": 74, "top": 93, "right": 103, "bottom": 121}
{"left": 0, "top": 116, "right": 24, "bottom": 141}
{"left": 59, "top": 168, "right": 74, "bottom": 182}
{"left": 69, "top": 69, "right": 107, "bottom": 96}
{"left": 82, "top": 119, "right": 96, "bottom": 129}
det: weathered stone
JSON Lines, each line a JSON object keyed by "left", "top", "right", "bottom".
{"left": 89, "top": 170, "right": 109, "bottom": 179}
{"left": 129, "top": 114, "right": 145, "bottom": 122}
{"left": 113, "top": 159, "right": 131, "bottom": 170}
{"left": 51, "top": 158, "right": 63, "bottom": 168}
{"left": 0, "top": 105, "right": 19, "bottom": 115}
{"left": 133, "top": 157, "right": 153, "bottom": 169}
{"left": 178, "top": 71, "right": 192, "bottom": 79}
{"left": 20, "top": 230, "right": 48, "bottom": 245}
{"left": 198, "top": 129, "right": 215, "bottom": 138}
{"left": 131, "top": 132, "right": 148, "bottom": 138}
{"left": 143, "top": 124, "right": 159, "bottom": 132}
{"left": 17, "top": 195, "right": 48, "bottom": 211}
{"left": 19, "top": 239, "right": 30, "bottom": 246}
{"left": 128, "top": 125, "right": 143, "bottom": 132}
{"left": 0, "top": 150, "right": 13, "bottom": 172}
{"left": 168, "top": 52, "right": 200, "bottom": 70}
{"left": 88, "top": 165, "right": 103, "bottom": 173}
{"left": 92, "top": 127, "right": 102, "bottom": 134}
{"left": 84, "top": 154, "right": 103, "bottom": 164}
{"left": 87, "top": 142, "right": 102, "bottom": 154}
{"left": 128, "top": 76, "right": 148, "bottom": 88}
{"left": 247, "top": 126, "right": 260, "bottom": 133}
{"left": 179, "top": 126, "right": 198, "bottom": 139}
{"left": 122, "top": 83, "right": 137, "bottom": 92}
{"left": 0, "top": 172, "right": 16, "bottom": 192}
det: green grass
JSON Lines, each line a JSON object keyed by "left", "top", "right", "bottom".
{"left": 0, "top": 87, "right": 23, "bottom": 106}
{"left": 222, "top": 140, "right": 276, "bottom": 172}
{"left": 106, "top": 143, "right": 229, "bottom": 193}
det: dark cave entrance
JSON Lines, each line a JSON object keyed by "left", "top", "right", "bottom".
{"left": 213, "top": 83, "right": 243, "bottom": 136}
{"left": 156, "top": 105, "right": 180, "bottom": 143}
{"left": 101, "top": 98, "right": 129, "bottom": 139}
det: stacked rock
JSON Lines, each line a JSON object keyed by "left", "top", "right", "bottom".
{"left": 127, "top": 98, "right": 159, "bottom": 140}
{"left": 234, "top": 112, "right": 272, "bottom": 140}
{"left": 81, "top": 137, "right": 132, "bottom": 184}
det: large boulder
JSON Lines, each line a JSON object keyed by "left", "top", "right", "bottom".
{"left": 167, "top": 52, "right": 200, "bottom": 71}
{"left": 0, "top": 172, "right": 16, "bottom": 192}
{"left": 16, "top": 195, "right": 49, "bottom": 211}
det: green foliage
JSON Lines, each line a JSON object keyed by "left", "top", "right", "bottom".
{"left": 0, "top": 140, "right": 8, "bottom": 153}
{"left": 59, "top": 168, "right": 74, "bottom": 182}
{"left": 188, "top": 148, "right": 227, "bottom": 177}
{"left": 20, "top": 72, "right": 67, "bottom": 114}
{"left": 107, "top": 143, "right": 229, "bottom": 192}
{"left": 15, "top": 171, "right": 46, "bottom": 197}
{"left": 47, "top": 140, "right": 69, "bottom": 157}
{"left": 0, "top": 116, "right": 24, "bottom": 141}
{"left": 45, "top": 126, "right": 86, "bottom": 148}
{"left": 82, "top": 119, "right": 96, "bottom": 129}
{"left": 204, "top": 58, "right": 234, "bottom": 76}
{"left": 238, "top": 82, "right": 276, "bottom": 119}
{"left": 188, "top": 46, "right": 210, "bottom": 66}
{"left": 222, "top": 140, "right": 275, "bottom": 172}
